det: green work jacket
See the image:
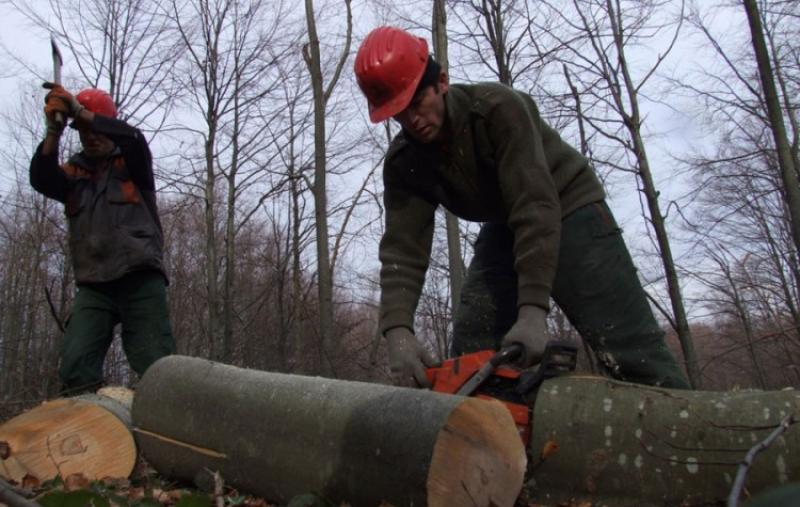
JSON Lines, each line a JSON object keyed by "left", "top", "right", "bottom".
{"left": 379, "top": 82, "right": 605, "bottom": 335}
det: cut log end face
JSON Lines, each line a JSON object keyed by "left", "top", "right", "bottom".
{"left": 427, "top": 397, "right": 527, "bottom": 507}
{"left": 0, "top": 398, "right": 136, "bottom": 483}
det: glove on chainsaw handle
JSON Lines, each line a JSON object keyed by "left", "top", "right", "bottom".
{"left": 501, "top": 305, "right": 549, "bottom": 368}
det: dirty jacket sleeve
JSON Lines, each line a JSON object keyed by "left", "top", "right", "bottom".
{"left": 378, "top": 153, "right": 437, "bottom": 335}
{"left": 91, "top": 115, "right": 156, "bottom": 193}
{"left": 485, "top": 89, "right": 561, "bottom": 311}
{"left": 30, "top": 144, "right": 68, "bottom": 202}
{"left": 30, "top": 116, "right": 155, "bottom": 200}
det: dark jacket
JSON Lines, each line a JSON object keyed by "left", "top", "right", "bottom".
{"left": 30, "top": 115, "right": 166, "bottom": 285}
{"left": 379, "top": 82, "right": 606, "bottom": 334}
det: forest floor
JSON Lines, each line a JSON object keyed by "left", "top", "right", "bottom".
{"left": 1, "top": 460, "right": 595, "bottom": 507}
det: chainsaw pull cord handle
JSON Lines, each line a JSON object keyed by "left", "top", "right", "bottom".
{"left": 491, "top": 343, "right": 524, "bottom": 366}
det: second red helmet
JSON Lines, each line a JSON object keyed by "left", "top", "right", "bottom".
{"left": 354, "top": 26, "right": 429, "bottom": 123}
{"left": 76, "top": 88, "right": 118, "bottom": 118}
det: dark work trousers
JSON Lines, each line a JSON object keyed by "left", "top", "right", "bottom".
{"left": 59, "top": 270, "right": 175, "bottom": 394}
{"left": 452, "top": 201, "right": 690, "bottom": 389}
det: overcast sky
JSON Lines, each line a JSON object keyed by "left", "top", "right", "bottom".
{"left": 0, "top": 1, "right": 751, "bottom": 319}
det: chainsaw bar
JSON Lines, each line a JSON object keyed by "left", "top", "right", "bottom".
{"left": 455, "top": 344, "right": 523, "bottom": 396}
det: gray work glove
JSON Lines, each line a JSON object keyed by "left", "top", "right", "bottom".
{"left": 385, "top": 327, "right": 438, "bottom": 388}
{"left": 501, "top": 305, "right": 549, "bottom": 368}
{"left": 43, "top": 82, "right": 84, "bottom": 118}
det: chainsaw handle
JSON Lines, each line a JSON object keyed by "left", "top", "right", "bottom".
{"left": 491, "top": 343, "right": 524, "bottom": 366}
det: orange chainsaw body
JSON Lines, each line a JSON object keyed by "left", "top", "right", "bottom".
{"left": 426, "top": 350, "right": 531, "bottom": 444}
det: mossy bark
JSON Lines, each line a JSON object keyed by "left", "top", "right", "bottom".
{"left": 527, "top": 376, "right": 800, "bottom": 506}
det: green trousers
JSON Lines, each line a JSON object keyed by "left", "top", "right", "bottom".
{"left": 452, "top": 201, "right": 690, "bottom": 389}
{"left": 59, "top": 270, "right": 175, "bottom": 394}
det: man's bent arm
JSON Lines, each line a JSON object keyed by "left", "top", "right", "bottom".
{"left": 90, "top": 115, "right": 155, "bottom": 192}
{"left": 378, "top": 174, "right": 437, "bottom": 335}
{"left": 487, "top": 89, "right": 562, "bottom": 311}
{"left": 30, "top": 136, "right": 68, "bottom": 203}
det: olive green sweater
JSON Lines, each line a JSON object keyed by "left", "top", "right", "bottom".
{"left": 379, "top": 82, "right": 605, "bottom": 335}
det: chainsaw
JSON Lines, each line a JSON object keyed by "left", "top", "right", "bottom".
{"left": 425, "top": 341, "right": 578, "bottom": 444}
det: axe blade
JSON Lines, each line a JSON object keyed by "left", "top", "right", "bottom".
{"left": 50, "top": 35, "right": 64, "bottom": 129}
{"left": 51, "top": 35, "right": 63, "bottom": 84}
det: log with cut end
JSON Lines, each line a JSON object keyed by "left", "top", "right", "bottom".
{"left": 0, "top": 388, "right": 135, "bottom": 483}
{"left": 132, "top": 355, "right": 527, "bottom": 507}
{"left": 528, "top": 376, "right": 800, "bottom": 506}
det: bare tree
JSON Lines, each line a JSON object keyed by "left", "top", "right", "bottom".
{"left": 447, "top": 0, "right": 559, "bottom": 90}
{"left": 431, "top": 0, "right": 465, "bottom": 348}
{"left": 743, "top": 0, "right": 800, "bottom": 259}
{"left": 166, "top": 0, "right": 294, "bottom": 362}
{"left": 302, "top": 0, "right": 352, "bottom": 374}
{"left": 678, "top": 1, "right": 799, "bottom": 367}
{"left": 5, "top": 0, "right": 184, "bottom": 133}
{"left": 0, "top": 92, "right": 72, "bottom": 411}
{"left": 536, "top": 0, "right": 701, "bottom": 386}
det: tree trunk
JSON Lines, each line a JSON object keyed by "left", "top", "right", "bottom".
{"left": 528, "top": 376, "right": 800, "bottom": 505}
{"left": 303, "top": 0, "right": 335, "bottom": 375}
{"left": 0, "top": 388, "right": 135, "bottom": 483}
{"left": 605, "top": 0, "right": 700, "bottom": 388}
{"left": 132, "top": 355, "right": 526, "bottom": 507}
{"left": 432, "top": 0, "right": 464, "bottom": 343}
{"left": 204, "top": 133, "right": 221, "bottom": 360}
{"left": 743, "top": 0, "right": 800, "bottom": 263}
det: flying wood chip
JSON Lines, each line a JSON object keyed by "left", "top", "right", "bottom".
{"left": 64, "top": 472, "right": 90, "bottom": 492}
{"left": 540, "top": 439, "right": 560, "bottom": 460}
{"left": 21, "top": 473, "right": 40, "bottom": 489}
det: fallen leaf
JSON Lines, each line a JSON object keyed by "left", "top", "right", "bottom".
{"left": 128, "top": 486, "right": 146, "bottom": 501}
{"left": 99, "top": 476, "right": 130, "bottom": 489}
{"left": 156, "top": 488, "right": 188, "bottom": 504}
{"left": 64, "top": 472, "right": 90, "bottom": 491}
{"left": 541, "top": 440, "right": 560, "bottom": 460}
{"left": 22, "top": 473, "right": 40, "bottom": 490}
{"left": 244, "top": 498, "right": 270, "bottom": 507}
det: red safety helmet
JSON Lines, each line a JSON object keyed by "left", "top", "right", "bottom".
{"left": 354, "top": 26, "right": 429, "bottom": 123}
{"left": 76, "top": 88, "right": 118, "bottom": 118}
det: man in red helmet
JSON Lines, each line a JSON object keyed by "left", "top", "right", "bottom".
{"left": 29, "top": 82, "right": 174, "bottom": 394}
{"left": 355, "top": 26, "right": 690, "bottom": 389}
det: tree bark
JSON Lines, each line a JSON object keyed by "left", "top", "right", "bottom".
{"left": 604, "top": 0, "right": 700, "bottom": 388}
{"left": 132, "top": 355, "right": 526, "bottom": 507}
{"left": 302, "top": 0, "right": 352, "bottom": 374}
{"left": 432, "top": 0, "right": 465, "bottom": 342}
{"left": 0, "top": 389, "right": 135, "bottom": 483}
{"left": 743, "top": 0, "right": 800, "bottom": 264}
{"left": 528, "top": 376, "right": 800, "bottom": 505}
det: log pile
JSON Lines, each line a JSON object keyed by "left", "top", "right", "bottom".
{"left": 2, "top": 357, "right": 799, "bottom": 507}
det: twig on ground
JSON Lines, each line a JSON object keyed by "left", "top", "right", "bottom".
{"left": 0, "top": 476, "right": 40, "bottom": 507}
{"left": 212, "top": 469, "right": 224, "bottom": 507}
{"left": 727, "top": 414, "right": 796, "bottom": 507}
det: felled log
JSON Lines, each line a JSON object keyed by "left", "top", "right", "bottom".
{"left": 527, "top": 376, "right": 800, "bottom": 506}
{"left": 132, "top": 355, "right": 527, "bottom": 507}
{"left": 0, "top": 387, "right": 136, "bottom": 483}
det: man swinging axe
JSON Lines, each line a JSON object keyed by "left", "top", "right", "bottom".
{"left": 31, "top": 41, "right": 175, "bottom": 394}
